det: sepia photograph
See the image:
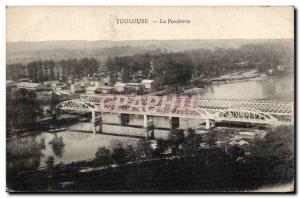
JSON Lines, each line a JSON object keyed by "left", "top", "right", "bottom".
{"left": 6, "top": 6, "right": 294, "bottom": 192}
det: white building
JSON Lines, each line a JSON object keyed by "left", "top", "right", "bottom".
{"left": 44, "top": 80, "right": 66, "bottom": 92}
{"left": 141, "top": 79, "right": 154, "bottom": 90}
{"left": 6, "top": 80, "right": 17, "bottom": 87}
{"left": 17, "top": 82, "right": 49, "bottom": 92}
{"left": 95, "top": 80, "right": 106, "bottom": 87}
{"left": 80, "top": 81, "right": 91, "bottom": 89}
{"left": 114, "top": 82, "right": 127, "bottom": 93}
{"left": 86, "top": 86, "right": 100, "bottom": 94}
{"left": 98, "top": 86, "right": 115, "bottom": 94}
{"left": 70, "top": 83, "right": 82, "bottom": 94}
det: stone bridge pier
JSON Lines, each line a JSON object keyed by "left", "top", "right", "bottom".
{"left": 205, "top": 119, "right": 216, "bottom": 129}
{"left": 144, "top": 115, "right": 154, "bottom": 139}
{"left": 91, "top": 111, "right": 102, "bottom": 134}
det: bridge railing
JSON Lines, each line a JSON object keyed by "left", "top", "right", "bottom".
{"left": 80, "top": 94, "right": 293, "bottom": 116}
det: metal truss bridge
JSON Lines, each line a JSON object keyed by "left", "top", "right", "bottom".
{"left": 57, "top": 94, "right": 294, "bottom": 126}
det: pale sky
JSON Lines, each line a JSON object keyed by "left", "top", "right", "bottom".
{"left": 6, "top": 6, "right": 294, "bottom": 42}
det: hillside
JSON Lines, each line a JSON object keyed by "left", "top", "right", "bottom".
{"left": 6, "top": 39, "right": 293, "bottom": 64}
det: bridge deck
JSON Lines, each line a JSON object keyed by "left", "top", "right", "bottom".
{"left": 57, "top": 94, "right": 294, "bottom": 125}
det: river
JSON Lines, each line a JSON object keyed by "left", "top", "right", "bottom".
{"left": 201, "top": 74, "right": 293, "bottom": 100}
{"left": 7, "top": 72, "right": 294, "bottom": 169}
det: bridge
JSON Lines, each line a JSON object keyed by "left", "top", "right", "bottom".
{"left": 57, "top": 94, "right": 294, "bottom": 135}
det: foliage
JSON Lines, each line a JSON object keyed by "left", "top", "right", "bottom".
{"left": 6, "top": 89, "right": 42, "bottom": 130}
{"left": 7, "top": 126, "right": 295, "bottom": 191}
{"left": 124, "top": 144, "right": 137, "bottom": 162}
{"left": 181, "top": 128, "right": 202, "bottom": 157}
{"left": 7, "top": 42, "right": 293, "bottom": 89}
{"left": 247, "top": 125, "right": 294, "bottom": 183}
{"left": 168, "top": 129, "right": 185, "bottom": 155}
{"left": 153, "top": 139, "right": 169, "bottom": 156}
{"left": 45, "top": 156, "right": 55, "bottom": 168}
{"left": 205, "top": 132, "right": 218, "bottom": 148}
{"left": 135, "top": 140, "right": 154, "bottom": 160}
{"left": 151, "top": 53, "right": 193, "bottom": 89}
{"left": 49, "top": 135, "right": 65, "bottom": 157}
{"left": 7, "top": 58, "right": 99, "bottom": 82}
{"left": 110, "top": 141, "right": 130, "bottom": 165}
{"left": 95, "top": 147, "right": 112, "bottom": 167}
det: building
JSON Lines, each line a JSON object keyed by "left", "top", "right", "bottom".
{"left": 44, "top": 80, "right": 67, "bottom": 92}
{"left": 125, "top": 83, "right": 144, "bottom": 94}
{"left": 6, "top": 80, "right": 17, "bottom": 88}
{"left": 67, "top": 76, "right": 73, "bottom": 84}
{"left": 86, "top": 86, "right": 100, "bottom": 94}
{"left": 102, "top": 75, "right": 111, "bottom": 86}
{"left": 80, "top": 81, "right": 91, "bottom": 89}
{"left": 17, "top": 82, "right": 49, "bottom": 92}
{"left": 94, "top": 80, "right": 106, "bottom": 87}
{"left": 114, "top": 82, "right": 127, "bottom": 93}
{"left": 141, "top": 79, "right": 154, "bottom": 90}
{"left": 6, "top": 80, "right": 17, "bottom": 99}
{"left": 18, "top": 78, "right": 31, "bottom": 83}
{"left": 98, "top": 86, "right": 115, "bottom": 94}
{"left": 267, "top": 68, "right": 275, "bottom": 75}
{"left": 55, "top": 85, "right": 69, "bottom": 92}
{"left": 277, "top": 65, "right": 284, "bottom": 72}
{"left": 70, "top": 83, "right": 82, "bottom": 94}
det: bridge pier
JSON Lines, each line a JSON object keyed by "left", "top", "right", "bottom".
{"left": 118, "top": 113, "right": 129, "bottom": 126}
{"left": 144, "top": 115, "right": 154, "bottom": 139}
{"left": 169, "top": 117, "right": 179, "bottom": 130}
{"left": 205, "top": 119, "right": 215, "bottom": 129}
{"left": 92, "top": 111, "right": 102, "bottom": 134}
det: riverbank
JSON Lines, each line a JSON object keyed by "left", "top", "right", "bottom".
{"left": 6, "top": 124, "right": 294, "bottom": 192}
{"left": 7, "top": 115, "right": 79, "bottom": 140}
{"left": 7, "top": 145, "right": 293, "bottom": 192}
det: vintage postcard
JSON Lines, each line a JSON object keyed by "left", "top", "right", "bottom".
{"left": 6, "top": 6, "right": 294, "bottom": 192}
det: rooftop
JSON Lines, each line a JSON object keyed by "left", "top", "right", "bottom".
{"left": 114, "top": 82, "right": 127, "bottom": 87}
{"left": 17, "top": 82, "right": 42, "bottom": 88}
{"left": 141, "top": 79, "right": 154, "bottom": 83}
{"left": 99, "top": 86, "right": 114, "bottom": 90}
{"left": 6, "top": 80, "right": 16, "bottom": 86}
{"left": 86, "top": 86, "right": 99, "bottom": 91}
{"left": 126, "top": 83, "right": 143, "bottom": 86}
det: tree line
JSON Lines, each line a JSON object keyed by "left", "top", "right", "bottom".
{"left": 105, "top": 42, "right": 293, "bottom": 87}
{"left": 7, "top": 42, "right": 293, "bottom": 86}
{"left": 7, "top": 58, "right": 99, "bottom": 82}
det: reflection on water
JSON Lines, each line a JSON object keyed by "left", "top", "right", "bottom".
{"left": 49, "top": 134, "right": 65, "bottom": 157}
{"left": 7, "top": 137, "right": 44, "bottom": 171}
{"left": 201, "top": 75, "right": 293, "bottom": 100}
{"left": 7, "top": 132, "right": 139, "bottom": 169}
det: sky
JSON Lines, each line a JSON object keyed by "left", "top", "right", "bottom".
{"left": 6, "top": 6, "right": 294, "bottom": 42}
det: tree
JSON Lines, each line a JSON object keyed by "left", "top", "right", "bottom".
{"left": 7, "top": 89, "right": 42, "bottom": 130}
{"left": 49, "top": 135, "right": 65, "bottom": 157}
{"left": 153, "top": 139, "right": 169, "bottom": 156}
{"left": 45, "top": 156, "right": 55, "bottom": 178}
{"left": 182, "top": 128, "right": 202, "bottom": 158}
{"left": 135, "top": 140, "right": 153, "bottom": 161}
{"left": 247, "top": 126, "right": 294, "bottom": 182}
{"left": 151, "top": 53, "right": 193, "bottom": 89}
{"left": 168, "top": 129, "right": 185, "bottom": 155}
{"left": 111, "top": 141, "right": 128, "bottom": 165}
{"left": 95, "top": 147, "right": 112, "bottom": 167}
{"left": 206, "top": 132, "right": 218, "bottom": 149}
{"left": 45, "top": 156, "right": 55, "bottom": 168}
{"left": 50, "top": 92, "right": 60, "bottom": 121}
{"left": 124, "top": 144, "right": 137, "bottom": 162}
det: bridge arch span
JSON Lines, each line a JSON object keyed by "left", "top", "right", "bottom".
{"left": 56, "top": 100, "right": 96, "bottom": 112}
{"left": 213, "top": 107, "right": 278, "bottom": 124}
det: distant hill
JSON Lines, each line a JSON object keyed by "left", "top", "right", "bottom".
{"left": 6, "top": 39, "right": 293, "bottom": 64}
